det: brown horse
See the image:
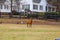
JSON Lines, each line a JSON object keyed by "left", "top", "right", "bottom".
{"left": 26, "top": 18, "right": 32, "bottom": 27}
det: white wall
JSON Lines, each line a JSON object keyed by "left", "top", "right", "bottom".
{"left": 0, "top": 4, "right": 11, "bottom": 12}
{"left": 20, "top": 0, "right": 47, "bottom": 12}
{"left": 0, "top": 0, "right": 11, "bottom": 12}
{"left": 0, "top": 9, "right": 11, "bottom": 12}
{"left": 0, "top": 5, "right": 11, "bottom": 12}
{"left": 39, "top": 0, "right": 47, "bottom": 12}
{"left": 31, "top": 0, "right": 47, "bottom": 12}
{"left": 20, "top": 0, "right": 32, "bottom": 12}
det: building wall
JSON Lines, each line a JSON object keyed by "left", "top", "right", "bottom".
{"left": 20, "top": 0, "right": 47, "bottom": 12}
{"left": 0, "top": 0, "right": 11, "bottom": 12}
{"left": 0, "top": 0, "right": 19, "bottom": 13}
{"left": 32, "top": 0, "right": 47, "bottom": 12}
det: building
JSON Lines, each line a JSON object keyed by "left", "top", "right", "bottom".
{"left": 20, "top": 0, "right": 56, "bottom": 12}
{"left": 47, "top": 0, "right": 60, "bottom": 12}
{"left": 0, "top": 0, "right": 20, "bottom": 13}
{"left": 0, "top": 0, "right": 10, "bottom": 13}
{"left": 0, "top": 0, "right": 56, "bottom": 13}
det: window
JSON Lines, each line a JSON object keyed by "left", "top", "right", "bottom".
{"left": 40, "top": 5, "right": 43, "bottom": 10}
{"left": 48, "top": 7, "right": 51, "bottom": 12}
{"left": 46, "top": 6, "right": 48, "bottom": 11}
{"left": 0, "top": 5, "right": 2, "bottom": 9}
{"left": 22, "top": 4, "right": 30, "bottom": 10}
{"left": 33, "top": 0, "right": 41, "bottom": 3}
{"left": 33, "top": 5, "right": 38, "bottom": 10}
{"left": 52, "top": 8, "right": 55, "bottom": 11}
{"left": 4, "top": 5, "right": 9, "bottom": 9}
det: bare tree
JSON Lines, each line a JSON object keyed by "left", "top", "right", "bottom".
{"left": 9, "top": 0, "right": 22, "bottom": 18}
{"left": 11, "top": 0, "right": 12, "bottom": 12}
{"left": 9, "top": 0, "right": 13, "bottom": 18}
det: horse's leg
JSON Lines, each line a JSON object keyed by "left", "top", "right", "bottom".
{"left": 27, "top": 23, "right": 29, "bottom": 27}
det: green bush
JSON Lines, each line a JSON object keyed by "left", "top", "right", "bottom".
{"left": 44, "top": 12, "right": 60, "bottom": 16}
{"left": 12, "top": 10, "right": 19, "bottom": 15}
{"left": 58, "top": 12, "right": 60, "bottom": 15}
{"left": 38, "top": 12, "right": 45, "bottom": 17}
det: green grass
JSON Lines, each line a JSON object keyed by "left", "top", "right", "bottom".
{"left": 0, "top": 24, "right": 60, "bottom": 40}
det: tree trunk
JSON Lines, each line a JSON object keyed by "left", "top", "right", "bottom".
{"left": 10, "top": 0, "right": 13, "bottom": 18}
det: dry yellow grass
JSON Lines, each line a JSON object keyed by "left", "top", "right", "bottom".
{"left": 0, "top": 24, "right": 60, "bottom": 40}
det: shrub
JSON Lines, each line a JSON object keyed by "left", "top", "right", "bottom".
{"left": 57, "top": 12, "right": 60, "bottom": 18}
{"left": 44, "top": 12, "right": 59, "bottom": 20}
{"left": 12, "top": 10, "right": 19, "bottom": 15}
{"left": 38, "top": 12, "right": 45, "bottom": 17}
{"left": 30, "top": 13, "right": 39, "bottom": 19}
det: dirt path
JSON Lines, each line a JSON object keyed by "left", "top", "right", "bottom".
{"left": 33, "top": 20, "right": 60, "bottom": 25}
{"left": 0, "top": 18, "right": 60, "bottom": 25}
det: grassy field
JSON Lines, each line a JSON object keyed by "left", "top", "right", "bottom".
{"left": 0, "top": 24, "right": 60, "bottom": 40}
